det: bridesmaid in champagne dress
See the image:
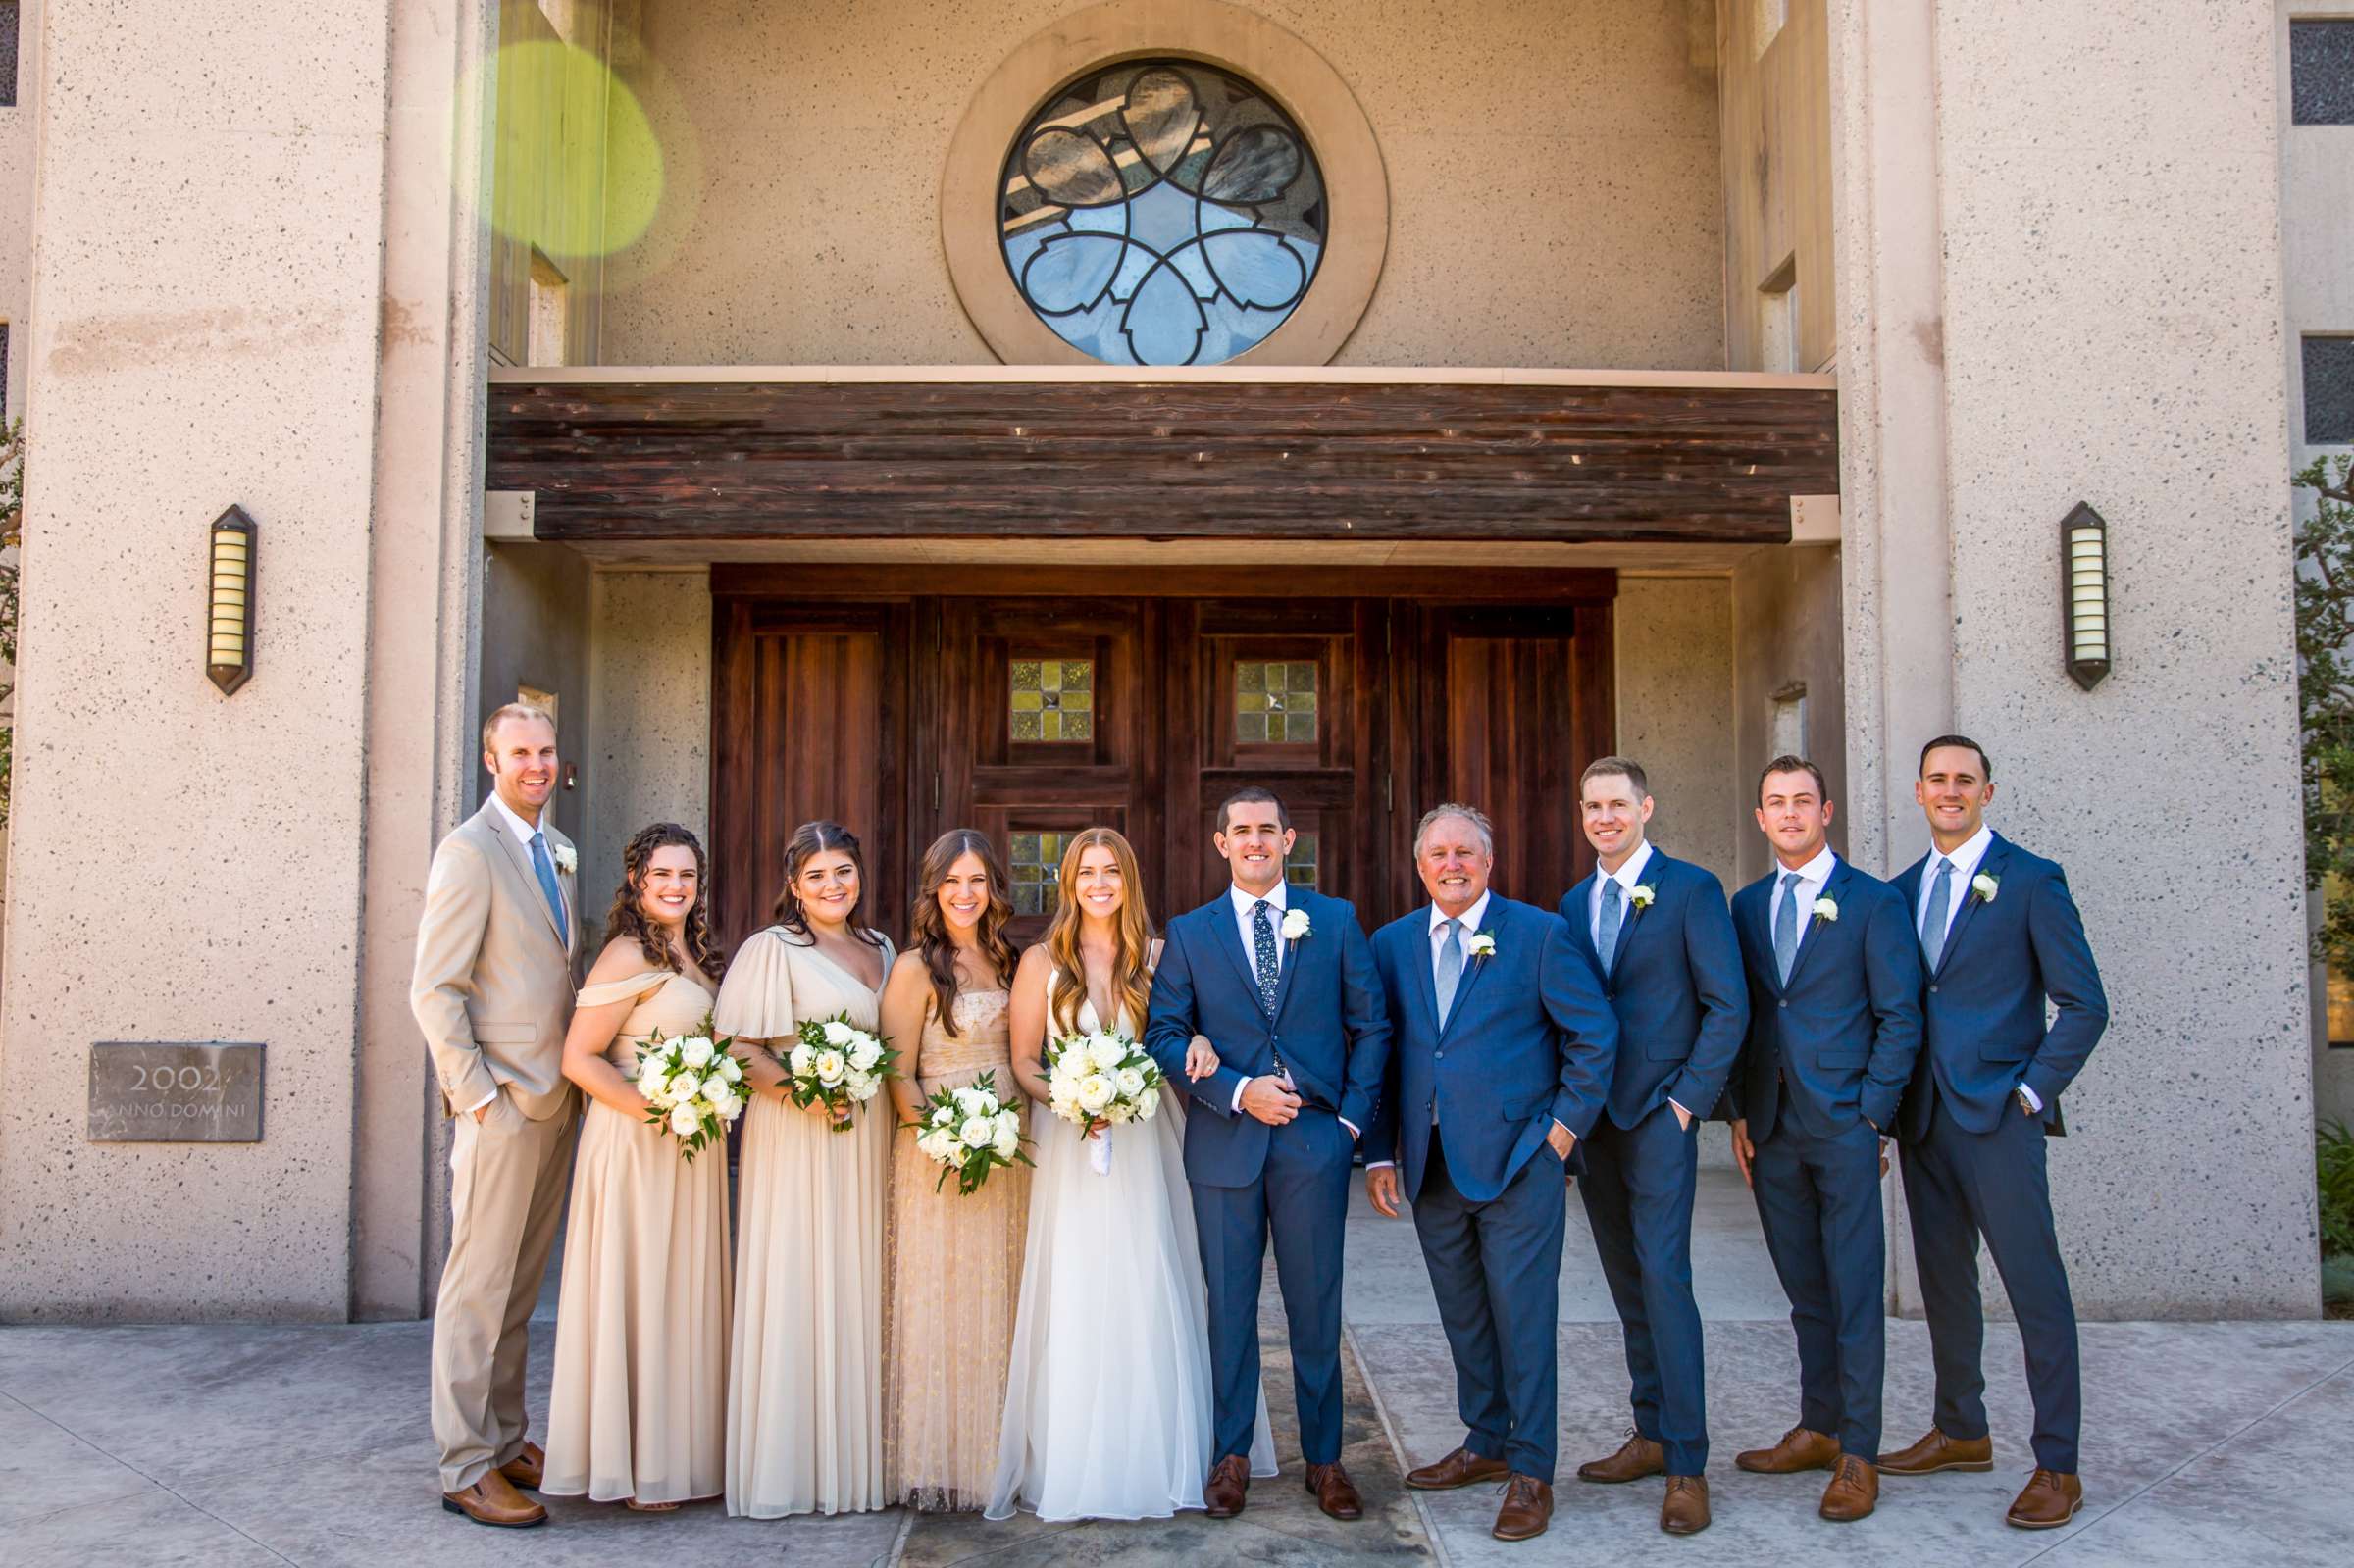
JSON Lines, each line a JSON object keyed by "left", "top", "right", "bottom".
{"left": 714, "top": 820, "right": 897, "bottom": 1518}
{"left": 543, "top": 823, "right": 732, "bottom": 1510}
{"left": 879, "top": 830, "right": 1030, "bottom": 1511}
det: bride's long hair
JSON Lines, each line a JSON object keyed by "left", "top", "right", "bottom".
{"left": 1040, "top": 827, "right": 1156, "bottom": 1038}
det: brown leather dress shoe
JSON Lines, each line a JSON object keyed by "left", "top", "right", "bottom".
{"left": 2006, "top": 1468, "right": 2083, "bottom": 1529}
{"left": 441, "top": 1471, "right": 548, "bottom": 1529}
{"left": 1576, "top": 1430, "right": 1665, "bottom": 1484}
{"left": 1305, "top": 1461, "right": 1363, "bottom": 1520}
{"left": 1491, "top": 1474, "right": 1554, "bottom": 1541}
{"left": 1203, "top": 1453, "right": 1251, "bottom": 1519}
{"left": 1877, "top": 1428, "right": 1994, "bottom": 1475}
{"left": 1736, "top": 1425, "right": 1839, "bottom": 1474}
{"left": 496, "top": 1441, "right": 544, "bottom": 1491}
{"left": 1406, "top": 1445, "right": 1512, "bottom": 1491}
{"left": 1660, "top": 1474, "right": 1712, "bottom": 1535}
{"left": 1818, "top": 1454, "right": 1878, "bottom": 1522}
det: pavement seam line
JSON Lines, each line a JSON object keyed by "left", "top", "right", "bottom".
{"left": 2014, "top": 1345, "right": 2354, "bottom": 1565}
{"left": 884, "top": 1504, "right": 918, "bottom": 1566}
{"left": 1, "top": 1392, "right": 302, "bottom": 1566}
{"left": 1345, "top": 1318, "right": 1455, "bottom": 1568}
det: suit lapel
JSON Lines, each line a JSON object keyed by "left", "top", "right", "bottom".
{"left": 1407, "top": 913, "right": 1443, "bottom": 1040}
{"left": 1208, "top": 895, "right": 1268, "bottom": 1012}
{"left": 1782, "top": 860, "right": 1849, "bottom": 990}
{"left": 1606, "top": 853, "right": 1663, "bottom": 985}
{"left": 1564, "top": 877, "right": 1605, "bottom": 974}
{"left": 483, "top": 803, "right": 566, "bottom": 950}
{"left": 1933, "top": 835, "right": 2007, "bottom": 979}
{"left": 1743, "top": 883, "right": 1783, "bottom": 995}
{"left": 1269, "top": 890, "right": 1307, "bottom": 1023}
{"left": 1439, "top": 901, "right": 1498, "bottom": 1042}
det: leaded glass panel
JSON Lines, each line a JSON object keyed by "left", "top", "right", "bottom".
{"left": 998, "top": 59, "right": 1326, "bottom": 366}
{"left": 2307, "top": 336, "right": 2354, "bottom": 446}
{"left": 1010, "top": 656, "right": 1095, "bottom": 742}
{"left": 1286, "top": 832, "right": 1319, "bottom": 889}
{"left": 1235, "top": 659, "right": 1317, "bottom": 744}
{"left": 1008, "top": 830, "right": 1072, "bottom": 916}
{"left": 2292, "top": 20, "right": 2354, "bottom": 126}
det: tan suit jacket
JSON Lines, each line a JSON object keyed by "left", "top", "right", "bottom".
{"left": 411, "top": 798, "right": 581, "bottom": 1120}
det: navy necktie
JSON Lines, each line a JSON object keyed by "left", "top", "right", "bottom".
{"left": 531, "top": 830, "right": 568, "bottom": 948}
{"left": 1252, "top": 899, "right": 1281, "bottom": 1016}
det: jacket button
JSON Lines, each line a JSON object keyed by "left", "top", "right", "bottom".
{"left": 1778, "top": 999, "right": 1788, "bottom": 1009}
{"left": 1435, "top": 1050, "right": 1445, "bottom": 1060}
{"left": 1929, "top": 984, "right": 1939, "bottom": 993}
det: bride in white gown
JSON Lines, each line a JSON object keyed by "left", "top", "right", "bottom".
{"left": 986, "top": 828, "right": 1275, "bottom": 1522}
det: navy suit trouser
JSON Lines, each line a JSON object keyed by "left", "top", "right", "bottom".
{"left": 1751, "top": 1115, "right": 1886, "bottom": 1459}
{"left": 1899, "top": 1093, "right": 2082, "bottom": 1472}
{"left": 1579, "top": 1103, "right": 1708, "bottom": 1473}
{"left": 1410, "top": 1127, "right": 1567, "bottom": 1482}
{"left": 1192, "top": 1107, "right": 1354, "bottom": 1467}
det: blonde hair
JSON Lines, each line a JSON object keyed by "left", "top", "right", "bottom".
{"left": 481, "top": 702, "right": 556, "bottom": 752}
{"left": 1041, "top": 828, "right": 1157, "bottom": 1038}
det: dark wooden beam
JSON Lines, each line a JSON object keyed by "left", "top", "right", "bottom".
{"left": 709, "top": 563, "right": 1619, "bottom": 601}
{"left": 487, "top": 379, "right": 1837, "bottom": 545}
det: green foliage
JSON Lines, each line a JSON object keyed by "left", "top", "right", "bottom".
{"left": 2320, "top": 1119, "right": 2354, "bottom": 1263}
{"left": 2296, "top": 453, "right": 2354, "bottom": 967}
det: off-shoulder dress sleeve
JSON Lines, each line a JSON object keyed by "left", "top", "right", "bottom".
{"left": 575, "top": 971, "right": 672, "bottom": 1010}
{"left": 714, "top": 928, "right": 800, "bottom": 1041}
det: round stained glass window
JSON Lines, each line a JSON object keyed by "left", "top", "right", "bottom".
{"left": 998, "top": 60, "right": 1327, "bottom": 367}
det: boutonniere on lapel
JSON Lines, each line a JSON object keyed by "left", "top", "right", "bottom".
{"left": 1626, "top": 883, "right": 1657, "bottom": 918}
{"left": 1280, "top": 907, "right": 1311, "bottom": 947}
{"left": 551, "top": 843, "right": 578, "bottom": 876}
{"left": 1811, "top": 895, "right": 1839, "bottom": 929}
{"left": 1466, "top": 931, "right": 1498, "bottom": 965}
{"left": 1970, "top": 873, "right": 1998, "bottom": 905}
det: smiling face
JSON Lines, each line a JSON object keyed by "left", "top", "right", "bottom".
{"left": 1756, "top": 769, "right": 1834, "bottom": 869}
{"left": 935, "top": 850, "right": 991, "bottom": 935}
{"left": 1416, "top": 814, "right": 1494, "bottom": 919}
{"left": 1580, "top": 770, "right": 1654, "bottom": 871}
{"left": 636, "top": 843, "right": 700, "bottom": 933}
{"left": 794, "top": 848, "right": 861, "bottom": 932}
{"left": 1916, "top": 744, "right": 1995, "bottom": 852}
{"left": 1215, "top": 803, "right": 1295, "bottom": 896}
{"left": 484, "top": 714, "right": 558, "bottom": 825}
{"left": 1069, "top": 842, "right": 1126, "bottom": 925}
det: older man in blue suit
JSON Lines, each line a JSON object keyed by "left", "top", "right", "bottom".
{"left": 1556, "top": 756, "right": 1746, "bottom": 1537}
{"left": 1726, "top": 755, "right": 1922, "bottom": 1524}
{"left": 1365, "top": 802, "right": 1617, "bottom": 1543}
{"left": 1883, "top": 735, "right": 2107, "bottom": 1533}
{"left": 1144, "top": 786, "right": 1392, "bottom": 1525}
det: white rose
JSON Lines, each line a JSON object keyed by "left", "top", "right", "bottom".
{"left": 712, "top": 1091, "right": 743, "bottom": 1122}
{"left": 788, "top": 1041, "right": 815, "bottom": 1076}
{"left": 846, "top": 1070, "right": 880, "bottom": 1101}
{"left": 849, "top": 1037, "right": 882, "bottom": 1072}
{"left": 1135, "top": 1088, "right": 1159, "bottom": 1121}
{"left": 959, "top": 1114, "right": 996, "bottom": 1149}
{"left": 1971, "top": 873, "right": 2000, "bottom": 903}
{"left": 1115, "top": 1066, "right": 1147, "bottom": 1098}
{"left": 698, "top": 1075, "right": 729, "bottom": 1104}
{"left": 1087, "top": 1035, "right": 1128, "bottom": 1072}
{"left": 822, "top": 1020, "right": 854, "bottom": 1046}
{"left": 1103, "top": 1101, "right": 1133, "bottom": 1124}
{"left": 681, "top": 1037, "right": 715, "bottom": 1069}
{"left": 931, "top": 1103, "right": 956, "bottom": 1127}
{"left": 1077, "top": 1074, "right": 1116, "bottom": 1113}
{"left": 954, "top": 1085, "right": 993, "bottom": 1116}
{"left": 813, "top": 1049, "right": 846, "bottom": 1087}
{"left": 993, "top": 1125, "right": 1020, "bottom": 1159}
{"left": 1281, "top": 907, "right": 1311, "bottom": 940}
{"left": 995, "top": 1108, "right": 1021, "bottom": 1138}
{"left": 637, "top": 1055, "right": 668, "bottom": 1091}
{"left": 719, "top": 1056, "right": 743, "bottom": 1083}
{"left": 916, "top": 1130, "right": 947, "bottom": 1163}
{"left": 668, "top": 1103, "right": 700, "bottom": 1137}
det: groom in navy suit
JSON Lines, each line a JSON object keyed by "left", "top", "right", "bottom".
{"left": 1364, "top": 803, "right": 1618, "bottom": 1543}
{"left": 1144, "top": 786, "right": 1392, "bottom": 1523}
{"left": 1726, "top": 756, "right": 1921, "bottom": 1524}
{"left": 1557, "top": 757, "right": 1746, "bottom": 1537}
{"left": 1883, "top": 735, "right": 2107, "bottom": 1532}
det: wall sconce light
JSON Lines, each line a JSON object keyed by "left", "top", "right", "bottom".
{"left": 206, "top": 506, "right": 257, "bottom": 695}
{"left": 2061, "top": 501, "right": 2110, "bottom": 690}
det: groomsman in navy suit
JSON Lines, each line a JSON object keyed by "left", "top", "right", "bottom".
{"left": 1365, "top": 803, "right": 1618, "bottom": 1543}
{"left": 1883, "top": 735, "right": 2107, "bottom": 1531}
{"left": 1144, "top": 786, "right": 1392, "bottom": 1524}
{"left": 1557, "top": 757, "right": 1746, "bottom": 1537}
{"left": 1726, "top": 756, "right": 1922, "bottom": 1524}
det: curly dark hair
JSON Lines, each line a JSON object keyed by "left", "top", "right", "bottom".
{"left": 602, "top": 822, "right": 727, "bottom": 982}
{"left": 770, "top": 820, "right": 887, "bottom": 948}
{"left": 907, "top": 829, "right": 1018, "bottom": 1037}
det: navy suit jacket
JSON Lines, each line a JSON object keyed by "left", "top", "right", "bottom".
{"left": 1364, "top": 895, "right": 1619, "bottom": 1204}
{"left": 1557, "top": 848, "right": 1747, "bottom": 1130}
{"left": 1892, "top": 833, "right": 2108, "bottom": 1140}
{"left": 1729, "top": 858, "right": 1923, "bottom": 1141}
{"left": 1143, "top": 885, "right": 1392, "bottom": 1189}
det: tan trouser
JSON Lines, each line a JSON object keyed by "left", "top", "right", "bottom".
{"left": 432, "top": 1089, "right": 576, "bottom": 1492}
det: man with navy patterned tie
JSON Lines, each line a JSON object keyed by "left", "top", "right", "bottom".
{"left": 1883, "top": 736, "right": 2108, "bottom": 1531}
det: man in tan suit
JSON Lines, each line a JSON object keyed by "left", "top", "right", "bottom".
{"left": 413, "top": 703, "right": 581, "bottom": 1528}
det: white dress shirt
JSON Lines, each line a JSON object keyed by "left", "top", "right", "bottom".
{"left": 1913, "top": 822, "right": 2037, "bottom": 1111}
{"left": 471, "top": 791, "right": 570, "bottom": 1115}
{"left": 1767, "top": 843, "right": 1839, "bottom": 968}
{"left": 1586, "top": 840, "right": 1655, "bottom": 950}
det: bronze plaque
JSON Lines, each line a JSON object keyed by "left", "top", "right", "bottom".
{"left": 87, "top": 1042, "right": 263, "bottom": 1142}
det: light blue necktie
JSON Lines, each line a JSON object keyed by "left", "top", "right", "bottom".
{"left": 1597, "top": 877, "right": 1624, "bottom": 971}
{"left": 1919, "top": 856, "right": 1954, "bottom": 973}
{"left": 531, "top": 830, "right": 569, "bottom": 948}
{"left": 1774, "top": 871, "right": 1804, "bottom": 985}
{"left": 1435, "top": 917, "right": 1464, "bottom": 1025}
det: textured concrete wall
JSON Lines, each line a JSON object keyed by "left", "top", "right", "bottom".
{"left": 1730, "top": 545, "right": 1846, "bottom": 888}
{"left": 1613, "top": 575, "right": 1738, "bottom": 888}
{"left": 480, "top": 541, "right": 593, "bottom": 847}
{"left": 0, "top": 0, "right": 36, "bottom": 416}
{"left": 598, "top": 0, "right": 1724, "bottom": 369}
{"left": 1834, "top": 0, "right": 2318, "bottom": 1318}
{"left": 584, "top": 570, "right": 711, "bottom": 913}
{"left": 0, "top": 0, "right": 395, "bottom": 1320}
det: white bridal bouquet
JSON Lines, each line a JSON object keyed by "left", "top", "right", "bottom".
{"left": 787, "top": 1012, "right": 897, "bottom": 1133}
{"left": 1044, "top": 1028, "right": 1164, "bottom": 1175}
{"left": 635, "top": 1022, "right": 747, "bottom": 1162}
{"left": 905, "top": 1072, "right": 1032, "bottom": 1195}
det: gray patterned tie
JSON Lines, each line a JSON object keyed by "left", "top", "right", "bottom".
{"left": 1919, "top": 856, "right": 1954, "bottom": 972}
{"left": 1774, "top": 871, "right": 1803, "bottom": 985}
{"left": 1252, "top": 899, "right": 1281, "bottom": 1016}
{"left": 1597, "top": 877, "right": 1624, "bottom": 971}
{"left": 1435, "top": 917, "right": 1464, "bottom": 1026}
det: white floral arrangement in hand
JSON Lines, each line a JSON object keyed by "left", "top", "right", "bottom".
{"left": 635, "top": 1020, "right": 746, "bottom": 1161}
{"left": 1045, "top": 1028, "right": 1164, "bottom": 1175}
{"left": 1281, "top": 907, "right": 1312, "bottom": 942}
{"left": 785, "top": 1013, "right": 896, "bottom": 1133}
{"left": 906, "top": 1072, "right": 1031, "bottom": 1195}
